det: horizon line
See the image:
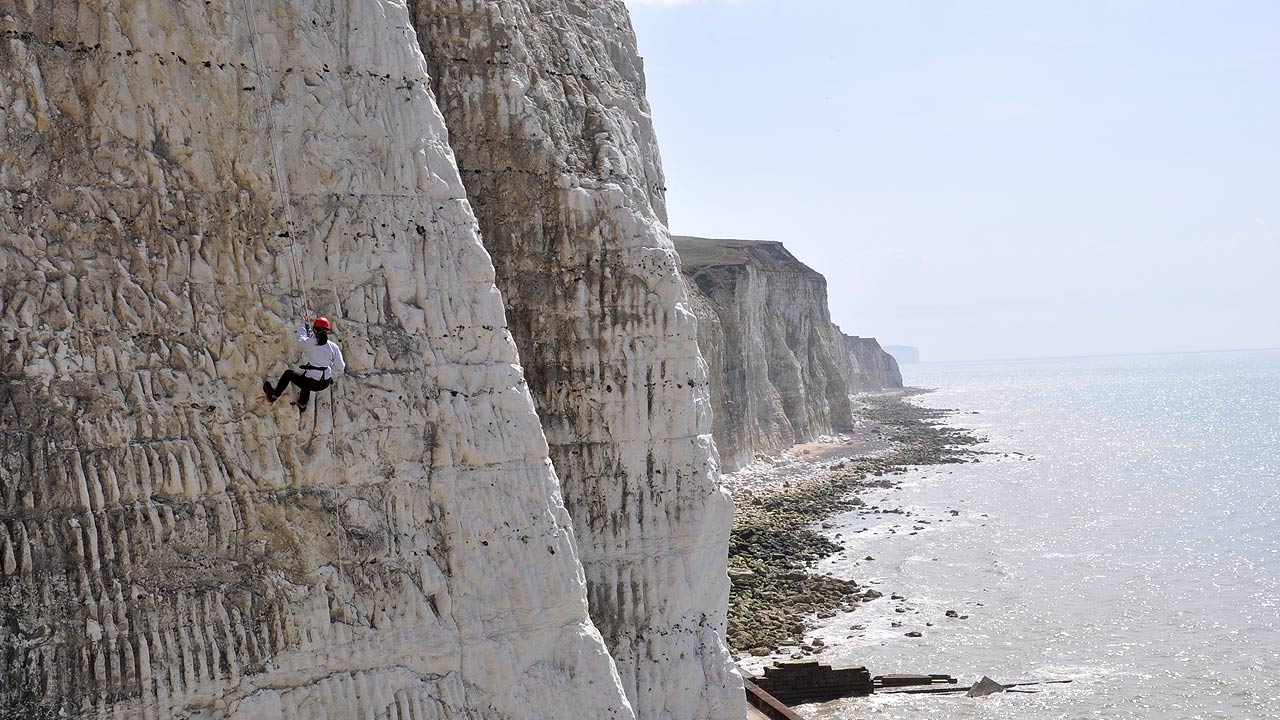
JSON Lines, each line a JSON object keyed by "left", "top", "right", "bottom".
{"left": 905, "top": 345, "right": 1280, "bottom": 366}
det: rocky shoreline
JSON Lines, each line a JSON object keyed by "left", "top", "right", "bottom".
{"left": 725, "top": 390, "right": 985, "bottom": 657}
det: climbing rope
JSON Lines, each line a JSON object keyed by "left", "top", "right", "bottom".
{"left": 239, "top": 2, "right": 351, "bottom": 436}
{"left": 240, "top": 0, "right": 309, "bottom": 321}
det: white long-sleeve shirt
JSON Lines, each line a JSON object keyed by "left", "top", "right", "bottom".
{"left": 292, "top": 323, "right": 346, "bottom": 380}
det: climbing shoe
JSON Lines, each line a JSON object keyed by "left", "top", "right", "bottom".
{"left": 262, "top": 381, "right": 276, "bottom": 403}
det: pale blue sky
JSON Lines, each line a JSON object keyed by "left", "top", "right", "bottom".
{"left": 626, "top": 0, "right": 1280, "bottom": 361}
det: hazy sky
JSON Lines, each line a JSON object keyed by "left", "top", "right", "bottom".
{"left": 625, "top": 0, "right": 1280, "bottom": 361}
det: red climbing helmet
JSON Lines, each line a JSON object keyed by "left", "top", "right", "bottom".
{"left": 312, "top": 317, "right": 331, "bottom": 332}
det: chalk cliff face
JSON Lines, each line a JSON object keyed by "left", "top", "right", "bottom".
{"left": 675, "top": 237, "right": 853, "bottom": 472}
{"left": 410, "top": 4, "right": 743, "bottom": 720}
{"left": 1, "top": 2, "right": 634, "bottom": 718}
{"left": 833, "top": 328, "right": 904, "bottom": 392}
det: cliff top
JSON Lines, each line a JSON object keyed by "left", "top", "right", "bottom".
{"left": 673, "top": 235, "right": 818, "bottom": 274}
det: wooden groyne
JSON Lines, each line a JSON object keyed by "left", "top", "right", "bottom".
{"left": 744, "top": 679, "right": 808, "bottom": 720}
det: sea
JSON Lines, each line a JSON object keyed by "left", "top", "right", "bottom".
{"left": 800, "top": 349, "right": 1280, "bottom": 720}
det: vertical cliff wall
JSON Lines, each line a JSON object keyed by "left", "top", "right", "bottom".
{"left": 409, "top": 4, "right": 743, "bottom": 720}
{"left": 0, "top": 2, "right": 634, "bottom": 718}
{"left": 674, "top": 237, "right": 853, "bottom": 472}
{"left": 832, "top": 328, "right": 904, "bottom": 392}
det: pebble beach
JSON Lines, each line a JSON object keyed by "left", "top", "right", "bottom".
{"left": 725, "top": 390, "right": 986, "bottom": 671}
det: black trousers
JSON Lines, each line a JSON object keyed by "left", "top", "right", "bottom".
{"left": 272, "top": 370, "right": 331, "bottom": 407}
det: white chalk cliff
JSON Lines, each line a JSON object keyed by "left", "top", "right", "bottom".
{"left": 0, "top": 1, "right": 683, "bottom": 718}
{"left": 676, "top": 236, "right": 905, "bottom": 472}
{"left": 674, "top": 237, "right": 854, "bottom": 472}
{"left": 411, "top": 3, "right": 743, "bottom": 719}
{"left": 832, "top": 328, "right": 904, "bottom": 393}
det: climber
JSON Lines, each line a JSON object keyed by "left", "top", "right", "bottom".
{"left": 263, "top": 317, "right": 346, "bottom": 413}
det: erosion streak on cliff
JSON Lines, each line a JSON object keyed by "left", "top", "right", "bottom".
{"left": 675, "top": 237, "right": 853, "bottom": 472}
{"left": 1, "top": 2, "right": 631, "bottom": 718}
{"left": 410, "top": 3, "right": 744, "bottom": 719}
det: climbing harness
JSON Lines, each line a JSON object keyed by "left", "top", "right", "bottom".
{"left": 300, "top": 364, "right": 331, "bottom": 380}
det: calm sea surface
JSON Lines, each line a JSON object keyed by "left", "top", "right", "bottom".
{"left": 803, "top": 350, "right": 1280, "bottom": 719}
